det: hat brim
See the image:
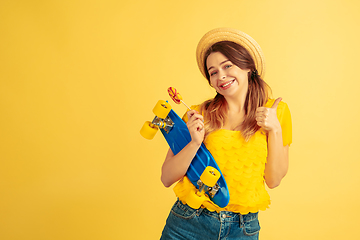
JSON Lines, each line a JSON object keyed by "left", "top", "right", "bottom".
{"left": 196, "top": 28, "right": 265, "bottom": 79}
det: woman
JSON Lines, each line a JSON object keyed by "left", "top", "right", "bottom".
{"left": 160, "top": 28, "right": 292, "bottom": 240}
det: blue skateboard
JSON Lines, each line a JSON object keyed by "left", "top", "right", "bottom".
{"left": 140, "top": 100, "right": 230, "bottom": 209}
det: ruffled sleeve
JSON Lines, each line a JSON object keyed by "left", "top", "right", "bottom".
{"left": 265, "top": 99, "right": 292, "bottom": 146}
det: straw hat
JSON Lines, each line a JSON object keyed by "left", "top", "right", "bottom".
{"left": 196, "top": 28, "right": 265, "bottom": 79}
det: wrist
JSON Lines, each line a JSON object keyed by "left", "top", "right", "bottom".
{"left": 189, "top": 139, "right": 202, "bottom": 149}
{"left": 268, "top": 126, "right": 282, "bottom": 136}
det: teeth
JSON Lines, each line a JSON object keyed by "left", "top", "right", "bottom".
{"left": 222, "top": 80, "right": 234, "bottom": 87}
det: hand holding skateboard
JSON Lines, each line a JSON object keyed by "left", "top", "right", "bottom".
{"left": 140, "top": 88, "right": 230, "bottom": 209}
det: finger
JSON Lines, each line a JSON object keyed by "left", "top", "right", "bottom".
{"left": 256, "top": 111, "right": 268, "bottom": 120}
{"left": 190, "top": 122, "right": 204, "bottom": 132}
{"left": 186, "top": 110, "right": 197, "bottom": 119}
{"left": 271, "top": 97, "right": 282, "bottom": 109}
{"left": 191, "top": 119, "right": 204, "bottom": 128}
{"left": 188, "top": 119, "right": 204, "bottom": 129}
{"left": 189, "top": 114, "right": 204, "bottom": 123}
{"left": 187, "top": 110, "right": 201, "bottom": 119}
{"left": 256, "top": 107, "right": 266, "bottom": 113}
{"left": 256, "top": 107, "right": 269, "bottom": 115}
{"left": 193, "top": 113, "right": 204, "bottom": 121}
{"left": 256, "top": 116, "right": 266, "bottom": 122}
{"left": 187, "top": 112, "right": 199, "bottom": 124}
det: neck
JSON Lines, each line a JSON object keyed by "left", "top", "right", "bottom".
{"left": 224, "top": 93, "right": 246, "bottom": 114}
{"left": 221, "top": 93, "right": 247, "bottom": 131}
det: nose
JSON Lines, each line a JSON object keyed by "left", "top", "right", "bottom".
{"left": 219, "top": 70, "right": 226, "bottom": 80}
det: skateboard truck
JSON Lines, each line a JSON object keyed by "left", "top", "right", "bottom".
{"left": 186, "top": 166, "right": 221, "bottom": 209}
{"left": 140, "top": 100, "right": 175, "bottom": 140}
{"left": 197, "top": 179, "right": 220, "bottom": 198}
{"left": 197, "top": 168, "right": 221, "bottom": 198}
{"left": 151, "top": 115, "right": 174, "bottom": 134}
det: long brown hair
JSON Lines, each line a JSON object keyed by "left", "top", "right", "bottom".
{"left": 199, "top": 41, "right": 271, "bottom": 141}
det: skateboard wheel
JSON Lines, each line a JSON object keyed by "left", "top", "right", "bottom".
{"left": 153, "top": 100, "right": 171, "bottom": 119}
{"left": 140, "top": 121, "right": 158, "bottom": 140}
{"left": 186, "top": 188, "right": 206, "bottom": 209}
{"left": 200, "top": 166, "right": 220, "bottom": 187}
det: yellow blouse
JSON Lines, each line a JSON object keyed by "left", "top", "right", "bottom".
{"left": 173, "top": 99, "right": 292, "bottom": 214}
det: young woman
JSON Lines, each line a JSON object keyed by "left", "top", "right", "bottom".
{"left": 160, "top": 28, "right": 292, "bottom": 240}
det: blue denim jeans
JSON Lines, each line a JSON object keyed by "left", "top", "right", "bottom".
{"left": 160, "top": 199, "right": 260, "bottom": 240}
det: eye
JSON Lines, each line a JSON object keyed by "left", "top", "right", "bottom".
{"left": 210, "top": 71, "right": 217, "bottom": 76}
{"left": 225, "top": 64, "right": 232, "bottom": 69}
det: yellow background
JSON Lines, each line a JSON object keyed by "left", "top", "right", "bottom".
{"left": 1, "top": 0, "right": 359, "bottom": 239}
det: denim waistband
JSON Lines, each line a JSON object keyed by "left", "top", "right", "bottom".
{"left": 174, "top": 199, "right": 258, "bottom": 224}
{"left": 200, "top": 207, "right": 259, "bottom": 223}
{"left": 162, "top": 200, "right": 261, "bottom": 239}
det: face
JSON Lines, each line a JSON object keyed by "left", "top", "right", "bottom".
{"left": 206, "top": 52, "right": 250, "bottom": 99}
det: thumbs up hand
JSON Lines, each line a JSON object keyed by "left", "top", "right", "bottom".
{"left": 256, "top": 98, "right": 282, "bottom": 132}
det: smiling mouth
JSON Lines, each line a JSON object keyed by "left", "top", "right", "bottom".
{"left": 220, "top": 80, "right": 235, "bottom": 89}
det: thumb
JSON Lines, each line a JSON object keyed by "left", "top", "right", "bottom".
{"left": 271, "top": 97, "right": 282, "bottom": 109}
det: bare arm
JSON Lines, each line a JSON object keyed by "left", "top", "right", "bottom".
{"left": 161, "top": 142, "right": 201, "bottom": 187}
{"left": 161, "top": 110, "right": 205, "bottom": 187}
{"left": 256, "top": 98, "right": 289, "bottom": 189}
{"left": 264, "top": 129, "right": 289, "bottom": 188}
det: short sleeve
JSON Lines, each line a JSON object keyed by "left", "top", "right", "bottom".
{"left": 265, "top": 99, "right": 292, "bottom": 146}
{"left": 277, "top": 101, "right": 292, "bottom": 146}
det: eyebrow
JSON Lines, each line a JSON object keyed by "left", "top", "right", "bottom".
{"left": 207, "top": 60, "right": 231, "bottom": 71}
